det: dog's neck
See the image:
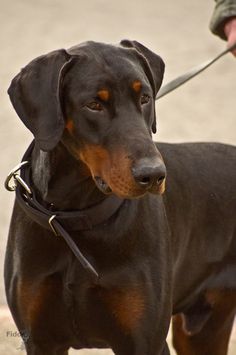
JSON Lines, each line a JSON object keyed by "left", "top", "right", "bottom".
{"left": 31, "top": 142, "right": 106, "bottom": 211}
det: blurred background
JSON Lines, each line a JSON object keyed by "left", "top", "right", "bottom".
{"left": 0, "top": 0, "right": 235, "bottom": 353}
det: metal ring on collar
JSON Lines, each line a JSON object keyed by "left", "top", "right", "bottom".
{"left": 4, "top": 161, "right": 32, "bottom": 194}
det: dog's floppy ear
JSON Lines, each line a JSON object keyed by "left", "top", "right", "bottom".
{"left": 120, "top": 40, "right": 165, "bottom": 133}
{"left": 8, "top": 49, "right": 73, "bottom": 151}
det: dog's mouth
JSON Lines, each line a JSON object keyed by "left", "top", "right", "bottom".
{"left": 80, "top": 144, "right": 166, "bottom": 198}
{"left": 94, "top": 175, "right": 165, "bottom": 198}
{"left": 94, "top": 176, "right": 112, "bottom": 194}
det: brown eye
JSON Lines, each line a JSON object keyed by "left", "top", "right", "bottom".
{"left": 140, "top": 94, "right": 150, "bottom": 105}
{"left": 86, "top": 102, "right": 103, "bottom": 111}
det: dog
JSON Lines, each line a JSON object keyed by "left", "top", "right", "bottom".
{"left": 5, "top": 40, "right": 236, "bottom": 355}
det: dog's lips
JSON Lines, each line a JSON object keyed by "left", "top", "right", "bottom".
{"left": 94, "top": 175, "right": 166, "bottom": 198}
{"left": 94, "top": 176, "right": 112, "bottom": 194}
{"left": 149, "top": 178, "right": 166, "bottom": 195}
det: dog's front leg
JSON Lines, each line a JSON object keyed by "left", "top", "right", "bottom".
{"left": 24, "top": 343, "right": 69, "bottom": 355}
{"left": 102, "top": 292, "right": 170, "bottom": 355}
{"left": 5, "top": 272, "right": 71, "bottom": 355}
{"left": 111, "top": 336, "right": 171, "bottom": 355}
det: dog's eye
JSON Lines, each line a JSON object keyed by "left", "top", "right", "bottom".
{"left": 86, "top": 102, "right": 103, "bottom": 111}
{"left": 140, "top": 94, "right": 150, "bottom": 105}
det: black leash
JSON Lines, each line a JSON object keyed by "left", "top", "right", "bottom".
{"left": 156, "top": 42, "right": 236, "bottom": 100}
{"left": 5, "top": 141, "right": 124, "bottom": 280}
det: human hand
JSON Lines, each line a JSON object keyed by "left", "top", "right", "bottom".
{"left": 224, "top": 17, "right": 236, "bottom": 56}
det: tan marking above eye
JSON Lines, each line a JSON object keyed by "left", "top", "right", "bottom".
{"left": 97, "top": 89, "right": 110, "bottom": 102}
{"left": 132, "top": 80, "right": 142, "bottom": 93}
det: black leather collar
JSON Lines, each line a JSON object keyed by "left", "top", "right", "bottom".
{"left": 11, "top": 141, "right": 124, "bottom": 279}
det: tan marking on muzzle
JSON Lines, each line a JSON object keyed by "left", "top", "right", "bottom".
{"left": 79, "top": 144, "right": 110, "bottom": 177}
{"left": 79, "top": 144, "right": 166, "bottom": 198}
{"left": 79, "top": 145, "right": 143, "bottom": 198}
{"left": 151, "top": 178, "right": 166, "bottom": 195}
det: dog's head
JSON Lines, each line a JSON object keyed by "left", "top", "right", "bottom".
{"left": 8, "top": 40, "right": 166, "bottom": 199}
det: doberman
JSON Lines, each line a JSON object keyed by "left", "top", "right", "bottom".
{"left": 4, "top": 40, "right": 236, "bottom": 355}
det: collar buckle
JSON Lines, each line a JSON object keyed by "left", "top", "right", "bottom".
{"left": 48, "top": 215, "right": 59, "bottom": 236}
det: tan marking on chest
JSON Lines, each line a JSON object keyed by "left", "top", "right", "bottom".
{"left": 17, "top": 277, "right": 61, "bottom": 328}
{"left": 101, "top": 287, "right": 145, "bottom": 333}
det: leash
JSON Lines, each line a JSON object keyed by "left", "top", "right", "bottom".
{"left": 5, "top": 141, "right": 124, "bottom": 280}
{"left": 156, "top": 42, "right": 236, "bottom": 100}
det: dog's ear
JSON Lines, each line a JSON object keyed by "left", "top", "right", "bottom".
{"left": 120, "top": 40, "right": 165, "bottom": 133}
{"left": 8, "top": 49, "right": 74, "bottom": 151}
{"left": 120, "top": 40, "right": 165, "bottom": 94}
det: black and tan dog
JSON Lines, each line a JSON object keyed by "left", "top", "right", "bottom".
{"left": 5, "top": 40, "right": 236, "bottom": 355}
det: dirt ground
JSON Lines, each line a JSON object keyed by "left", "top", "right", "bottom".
{"left": 0, "top": 0, "right": 235, "bottom": 354}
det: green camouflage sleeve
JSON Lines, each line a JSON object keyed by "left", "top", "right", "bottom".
{"left": 210, "top": 0, "right": 236, "bottom": 39}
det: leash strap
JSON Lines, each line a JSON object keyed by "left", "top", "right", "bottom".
{"left": 51, "top": 219, "right": 99, "bottom": 278}
{"left": 156, "top": 42, "right": 236, "bottom": 100}
{"left": 5, "top": 141, "right": 124, "bottom": 280}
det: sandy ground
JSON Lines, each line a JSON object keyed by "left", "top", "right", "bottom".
{"left": 0, "top": 0, "right": 235, "bottom": 353}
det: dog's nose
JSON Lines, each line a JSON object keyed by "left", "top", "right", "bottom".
{"left": 132, "top": 158, "right": 166, "bottom": 189}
